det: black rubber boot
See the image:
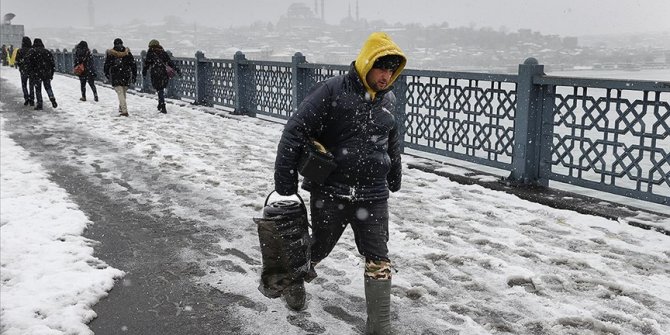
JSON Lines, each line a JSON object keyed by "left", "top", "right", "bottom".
{"left": 283, "top": 279, "right": 306, "bottom": 311}
{"left": 365, "top": 277, "right": 392, "bottom": 335}
{"left": 159, "top": 103, "right": 167, "bottom": 114}
{"left": 50, "top": 97, "right": 57, "bottom": 108}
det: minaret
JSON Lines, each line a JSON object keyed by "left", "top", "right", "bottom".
{"left": 321, "top": 0, "right": 325, "bottom": 21}
{"left": 356, "top": 0, "right": 359, "bottom": 21}
{"left": 88, "top": 0, "right": 94, "bottom": 27}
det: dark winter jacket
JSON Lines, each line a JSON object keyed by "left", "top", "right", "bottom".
{"left": 141, "top": 45, "right": 179, "bottom": 90}
{"left": 25, "top": 39, "right": 55, "bottom": 80}
{"left": 103, "top": 46, "right": 137, "bottom": 86}
{"left": 274, "top": 63, "right": 403, "bottom": 201}
{"left": 73, "top": 41, "right": 96, "bottom": 78}
{"left": 275, "top": 32, "right": 406, "bottom": 201}
{"left": 14, "top": 37, "right": 32, "bottom": 74}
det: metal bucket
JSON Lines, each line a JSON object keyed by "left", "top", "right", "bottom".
{"left": 253, "top": 192, "right": 311, "bottom": 299}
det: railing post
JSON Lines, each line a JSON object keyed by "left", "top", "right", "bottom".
{"left": 507, "top": 57, "right": 548, "bottom": 187}
{"left": 54, "top": 49, "right": 63, "bottom": 73}
{"left": 291, "top": 52, "right": 307, "bottom": 116}
{"left": 233, "top": 51, "right": 254, "bottom": 116}
{"left": 392, "top": 74, "right": 408, "bottom": 153}
{"left": 64, "top": 49, "right": 73, "bottom": 74}
{"left": 194, "top": 51, "right": 212, "bottom": 106}
{"left": 91, "top": 49, "right": 104, "bottom": 83}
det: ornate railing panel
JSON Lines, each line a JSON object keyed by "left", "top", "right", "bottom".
{"left": 208, "top": 59, "right": 236, "bottom": 108}
{"left": 249, "top": 61, "right": 293, "bottom": 119}
{"left": 538, "top": 76, "right": 670, "bottom": 203}
{"left": 301, "top": 63, "right": 349, "bottom": 92}
{"left": 402, "top": 70, "right": 518, "bottom": 170}
{"left": 170, "top": 57, "right": 196, "bottom": 100}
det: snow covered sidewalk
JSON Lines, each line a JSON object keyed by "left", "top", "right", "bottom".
{"left": 1, "top": 67, "right": 669, "bottom": 334}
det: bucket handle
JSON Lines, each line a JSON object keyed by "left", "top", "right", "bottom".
{"left": 263, "top": 190, "right": 307, "bottom": 209}
{"left": 262, "top": 191, "right": 311, "bottom": 229}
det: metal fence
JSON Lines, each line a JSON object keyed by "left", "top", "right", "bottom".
{"left": 51, "top": 49, "right": 670, "bottom": 206}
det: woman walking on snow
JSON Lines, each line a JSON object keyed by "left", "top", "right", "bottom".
{"left": 73, "top": 40, "right": 99, "bottom": 102}
{"left": 142, "top": 39, "right": 180, "bottom": 114}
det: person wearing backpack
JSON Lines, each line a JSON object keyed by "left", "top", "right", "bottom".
{"left": 141, "top": 39, "right": 180, "bottom": 114}
{"left": 25, "top": 38, "right": 57, "bottom": 110}
{"left": 73, "top": 40, "right": 98, "bottom": 102}
{"left": 103, "top": 38, "right": 137, "bottom": 117}
{"left": 14, "top": 36, "right": 34, "bottom": 106}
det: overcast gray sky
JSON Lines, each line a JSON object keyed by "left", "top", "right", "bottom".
{"left": 2, "top": 0, "right": 669, "bottom": 36}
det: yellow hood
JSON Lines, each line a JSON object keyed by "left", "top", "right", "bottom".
{"left": 354, "top": 32, "right": 407, "bottom": 100}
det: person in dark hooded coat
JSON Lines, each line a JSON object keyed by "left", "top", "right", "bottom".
{"left": 25, "top": 38, "right": 57, "bottom": 110}
{"left": 14, "top": 36, "right": 34, "bottom": 106}
{"left": 103, "top": 38, "right": 137, "bottom": 116}
{"left": 141, "top": 39, "right": 180, "bottom": 114}
{"left": 1, "top": 45, "right": 7, "bottom": 66}
{"left": 273, "top": 32, "right": 406, "bottom": 333}
{"left": 73, "top": 40, "right": 98, "bottom": 102}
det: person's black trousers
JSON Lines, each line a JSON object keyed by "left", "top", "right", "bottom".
{"left": 309, "top": 194, "right": 390, "bottom": 263}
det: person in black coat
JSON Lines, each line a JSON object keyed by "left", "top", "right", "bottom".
{"left": 73, "top": 40, "right": 98, "bottom": 102}
{"left": 103, "top": 38, "right": 137, "bottom": 116}
{"left": 273, "top": 32, "right": 406, "bottom": 333}
{"left": 25, "top": 38, "right": 57, "bottom": 110}
{"left": 14, "top": 36, "right": 34, "bottom": 106}
{"left": 1, "top": 45, "right": 7, "bottom": 66}
{"left": 141, "top": 39, "right": 180, "bottom": 114}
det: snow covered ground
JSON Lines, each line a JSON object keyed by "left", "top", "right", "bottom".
{"left": 1, "top": 67, "right": 669, "bottom": 334}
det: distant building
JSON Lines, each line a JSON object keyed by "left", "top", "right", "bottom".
{"left": 0, "top": 13, "right": 24, "bottom": 48}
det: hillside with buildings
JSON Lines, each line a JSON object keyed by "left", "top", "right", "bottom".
{"left": 7, "top": 2, "right": 670, "bottom": 73}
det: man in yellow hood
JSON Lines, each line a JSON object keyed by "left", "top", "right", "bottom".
{"left": 274, "top": 32, "right": 406, "bottom": 334}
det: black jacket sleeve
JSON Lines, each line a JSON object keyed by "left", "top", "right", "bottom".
{"left": 274, "top": 82, "right": 332, "bottom": 195}
{"left": 103, "top": 54, "right": 111, "bottom": 78}
{"left": 384, "top": 92, "right": 402, "bottom": 192}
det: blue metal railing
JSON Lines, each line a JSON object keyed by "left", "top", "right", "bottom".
{"left": 51, "top": 49, "right": 670, "bottom": 205}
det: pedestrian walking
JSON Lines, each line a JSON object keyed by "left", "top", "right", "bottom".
{"left": 273, "top": 32, "right": 406, "bottom": 334}
{"left": 142, "top": 39, "right": 180, "bottom": 114}
{"left": 14, "top": 36, "right": 34, "bottom": 106}
{"left": 8, "top": 45, "right": 15, "bottom": 67}
{"left": 73, "top": 40, "right": 98, "bottom": 102}
{"left": 1, "top": 45, "right": 7, "bottom": 66}
{"left": 25, "top": 38, "right": 57, "bottom": 110}
{"left": 103, "top": 38, "right": 136, "bottom": 117}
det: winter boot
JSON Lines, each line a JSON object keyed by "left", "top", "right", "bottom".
{"left": 283, "top": 280, "right": 306, "bottom": 311}
{"left": 80, "top": 96, "right": 86, "bottom": 101}
{"left": 50, "top": 97, "right": 58, "bottom": 108}
{"left": 24, "top": 99, "right": 29, "bottom": 106}
{"left": 34, "top": 103, "right": 43, "bottom": 110}
{"left": 94, "top": 95, "right": 99, "bottom": 102}
{"left": 158, "top": 103, "right": 167, "bottom": 114}
{"left": 365, "top": 277, "right": 393, "bottom": 335}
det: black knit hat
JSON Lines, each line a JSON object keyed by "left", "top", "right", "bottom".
{"left": 372, "top": 55, "right": 403, "bottom": 71}
{"left": 113, "top": 38, "right": 123, "bottom": 46}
